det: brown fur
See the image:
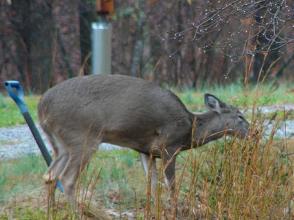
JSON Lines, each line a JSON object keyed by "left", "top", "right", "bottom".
{"left": 38, "top": 74, "right": 249, "bottom": 206}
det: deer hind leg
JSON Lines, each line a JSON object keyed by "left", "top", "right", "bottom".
{"left": 43, "top": 133, "right": 69, "bottom": 183}
{"left": 140, "top": 153, "right": 158, "bottom": 196}
{"left": 57, "top": 134, "right": 100, "bottom": 208}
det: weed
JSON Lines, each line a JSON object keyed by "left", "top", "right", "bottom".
{"left": 0, "top": 155, "right": 46, "bottom": 202}
{"left": 0, "top": 84, "right": 294, "bottom": 219}
{"left": 175, "top": 83, "right": 294, "bottom": 111}
{"left": 2, "top": 126, "right": 293, "bottom": 219}
{"left": 0, "top": 95, "right": 40, "bottom": 127}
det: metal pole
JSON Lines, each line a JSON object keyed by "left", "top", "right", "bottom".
{"left": 91, "top": 15, "right": 112, "bottom": 74}
{"left": 4, "top": 80, "right": 64, "bottom": 192}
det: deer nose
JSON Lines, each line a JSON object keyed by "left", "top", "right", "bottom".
{"left": 244, "top": 126, "right": 260, "bottom": 139}
{"left": 242, "top": 119, "right": 250, "bottom": 129}
{"left": 240, "top": 130, "right": 249, "bottom": 139}
{"left": 239, "top": 123, "right": 250, "bottom": 138}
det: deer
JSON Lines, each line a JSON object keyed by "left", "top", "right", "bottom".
{"left": 38, "top": 74, "right": 249, "bottom": 208}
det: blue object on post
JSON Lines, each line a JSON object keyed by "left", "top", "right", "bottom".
{"left": 4, "top": 80, "right": 64, "bottom": 192}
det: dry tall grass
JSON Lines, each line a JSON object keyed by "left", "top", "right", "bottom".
{"left": 44, "top": 112, "right": 293, "bottom": 220}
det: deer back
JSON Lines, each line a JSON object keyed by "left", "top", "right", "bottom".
{"left": 38, "top": 75, "right": 193, "bottom": 153}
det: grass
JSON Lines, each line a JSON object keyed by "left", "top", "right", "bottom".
{"left": 1, "top": 135, "right": 294, "bottom": 219}
{"left": 0, "top": 82, "right": 294, "bottom": 219}
{"left": 0, "top": 94, "right": 40, "bottom": 127}
{"left": 174, "top": 83, "right": 294, "bottom": 111}
{"left": 0, "top": 150, "right": 145, "bottom": 219}
{"left": 0, "top": 155, "right": 46, "bottom": 203}
{"left": 0, "top": 150, "right": 141, "bottom": 204}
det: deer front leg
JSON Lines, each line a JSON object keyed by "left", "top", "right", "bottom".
{"left": 162, "top": 150, "right": 176, "bottom": 192}
{"left": 140, "top": 153, "right": 158, "bottom": 196}
{"left": 163, "top": 150, "right": 178, "bottom": 217}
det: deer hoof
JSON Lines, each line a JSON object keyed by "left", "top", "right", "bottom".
{"left": 43, "top": 173, "right": 55, "bottom": 184}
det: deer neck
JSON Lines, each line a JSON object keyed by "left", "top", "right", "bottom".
{"left": 190, "top": 111, "right": 225, "bottom": 148}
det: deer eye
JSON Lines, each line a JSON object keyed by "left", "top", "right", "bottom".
{"left": 238, "top": 115, "right": 245, "bottom": 121}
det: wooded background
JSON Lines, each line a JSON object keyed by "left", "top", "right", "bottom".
{"left": 0, "top": 0, "right": 293, "bottom": 92}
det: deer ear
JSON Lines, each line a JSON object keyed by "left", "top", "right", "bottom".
{"left": 204, "top": 94, "right": 224, "bottom": 113}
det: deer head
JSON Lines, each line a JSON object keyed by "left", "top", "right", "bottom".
{"left": 193, "top": 94, "right": 249, "bottom": 146}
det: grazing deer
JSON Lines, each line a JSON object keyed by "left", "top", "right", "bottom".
{"left": 38, "top": 74, "right": 249, "bottom": 206}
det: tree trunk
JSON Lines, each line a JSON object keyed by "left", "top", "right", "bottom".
{"left": 130, "top": 0, "right": 146, "bottom": 78}
{"left": 52, "top": 0, "right": 81, "bottom": 83}
{"left": 252, "top": 1, "right": 283, "bottom": 83}
{"left": 0, "top": 1, "right": 29, "bottom": 88}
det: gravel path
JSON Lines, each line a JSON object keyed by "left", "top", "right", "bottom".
{"left": 256, "top": 104, "right": 294, "bottom": 113}
{"left": 0, "top": 104, "right": 294, "bottom": 160}
{"left": 1, "top": 121, "right": 293, "bottom": 160}
{"left": 0, "top": 124, "right": 120, "bottom": 160}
